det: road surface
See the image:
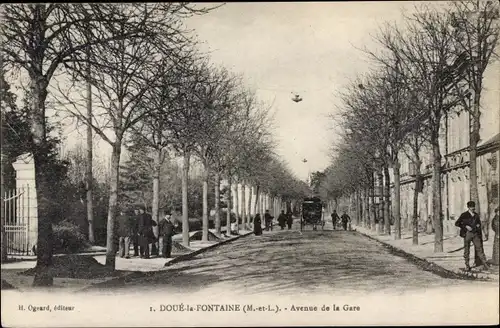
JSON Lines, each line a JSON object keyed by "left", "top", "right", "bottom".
{"left": 93, "top": 221, "right": 478, "bottom": 296}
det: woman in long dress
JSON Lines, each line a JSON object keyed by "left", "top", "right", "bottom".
{"left": 253, "top": 213, "right": 263, "bottom": 236}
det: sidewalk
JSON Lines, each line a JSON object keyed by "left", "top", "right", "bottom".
{"left": 354, "top": 224, "right": 499, "bottom": 282}
{"left": 1, "top": 229, "right": 254, "bottom": 292}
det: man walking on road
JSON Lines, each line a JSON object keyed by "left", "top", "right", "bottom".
{"left": 331, "top": 210, "right": 340, "bottom": 230}
{"left": 138, "top": 206, "right": 155, "bottom": 259}
{"left": 158, "top": 211, "right": 176, "bottom": 258}
{"left": 286, "top": 211, "right": 293, "bottom": 230}
{"left": 117, "top": 209, "right": 134, "bottom": 258}
{"left": 455, "top": 201, "right": 489, "bottom": 271}
{"left": 264, "top": 210, "right": 274, "bottom": 231}
{"left": 341, "top": 211, "right": 351, "bottom": 231}
{"left": 131, "top": 208, "right": 140, "bottom": 257}
{"left": 278, "top": 210, "right": 287, "bottom": 230}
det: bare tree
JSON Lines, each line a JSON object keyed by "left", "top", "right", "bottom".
{"left": 2, "top": 2, "right": 216, "bottom": 284}
{"left": 192, "top": 66, "right": 241, "bottom": 241}
{"left": 56, "top": 9, "right": 198, "bottom": 267}
{"left": 167, "top": 61, "right": 215, "bottom": 246}
{"left": 448, "top": 0, "right": 499, "bottom": 215}
{"left": 402, "top": 131, "right": 428, "bottom": 245}
{"left": 127, "top": 57, "right": 193, "bottom": 246}
{"left": 378, "top": 7, "right": 465, "bottom": 252}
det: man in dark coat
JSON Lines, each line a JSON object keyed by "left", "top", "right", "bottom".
{"left": 158, "top": 211, "right": 176, "bottom": 258}
{"left": 264, "top": 210, "right": 273, "bottom": 231}
{"left": 331, "top": 210, "right": 340, "bottom": 230}
{"left": 286, "top": 211, "right": 293, "bottom": 230}
{"left": 277, "top": 210, "right": 287, "bottom": 230}
{"left": 341, "top": 211, "right": 351, "bottom": 231}
{"left": 131, "top": 208, "right": 140, "bottom": 257}
{"left": 117, "top": 209, "right": 135, "bottom": 258}
{"left": 491, "top": 207, "right": 499, "bottom": 265}
{"left": 455, "top": 201, "right": 489, "bottom": 271}
{"left": 253, "top": 214, "right": 263, "bottom": 236}
{"left": 138, "top": 206, "right": 155, "bottom": 259}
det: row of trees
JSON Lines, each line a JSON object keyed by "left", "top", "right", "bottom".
{"left": 316, "top": 0, "right": 499, "bottom": 251}
{"left": 2, "top": 3, "right": 309, "bottom": 286}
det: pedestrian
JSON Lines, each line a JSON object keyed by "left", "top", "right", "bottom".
{"left": 158, "top": 211, "right": 177, "bottom": 258}
{"left": 117, "top": 209, "right": 134, "bottom": 258}
{"left": 455, "top": 201, "right": 489, "bottom": 271}
{"left": 150, "top": 217, "right": 159, "bottom": 257}
{"left": 138, "top": 206, "right": 155, "bottom": 259}
{"left": 481, "top": 206, "right": 496, "bottom": 242}
{"left": 286, "top": 210, "right": 293, "bottom": 230}
{"left": 341, "top": 211, "right": 351, "bottom": 231}
{"left": 253, "top": 213, "right": 263, "bottom": 236}
{"left": 278, "top": 210, "right": 287, "bottom": 230}
{"left": 331, "top": 210, "right": 340, "bottom": 230}
{"left": 491, "top": 207, "right": 499, "bottom": 265}
{"left": 131, "top": 208, "right": 140, "bottom": 257}
{"left": 264, "top": 210, "right": 273, "bottom": 231}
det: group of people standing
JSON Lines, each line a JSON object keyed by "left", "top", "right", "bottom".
{"left": 330, "top": 210, "right": 351, "bottom": 231}
{"left": 253, "top": 210, "right": 293, "bottom": 235}
{"left": 116, "top": 206, "right": 177, "bottom": 259}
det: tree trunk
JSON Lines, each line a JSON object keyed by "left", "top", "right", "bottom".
{"left": 181, "top": 151, "right": 190, "bottom": 246}
{"left": 259, "top": 192, "right": 263, "bottom": 215}
{"left": 31, "top": 77, "right": 55, "bottom": 287}
{"left": 202, "top": 161, "right": 209, "bottom": 242}
{"left": 377, "top": 170, "right": 384, "bottom": 234}
{"left": 356, "top": 190, "right": 361, "bottom": 226}
{"left": 234, "top": 179, "right": 239, "bottom": 234}
{"left": 469, "top": 92, "right": 481, "bottom": 214}
{"left": 261, "top": 193, "right": 265, "bottom": 214}
{"left": 214, "top": 171, "right": 221, "bottom": 237}
{"left": 226, "top": 175, "right": 232, "bottom": 236}
{"left": 431, "top": 131, "right": 443, "bottom": 252}
{"left": 247, "top": 185, "right": 253, "bottom": 228}
{"left": 241, "top": 182, "right": 246, "bottom": 230}
{"left": 152, "top": 149, "right": 161, "bottom": 241}
{"left": 412, "top": 172, "right": 421, "bottom": 245}
{"left": 254, "top": 185, "right": 260, "bottom": 215}
{"left": 364, "top": 187, "right": 371, "bottom": 229}
{"left": 370, "top": 176, "right": 376, "bottom": 231}
{"left": 104, "top": 143, "right": 122, "bottom": 269}
{"left": 384, "top": 166, "right": 391, "bottom": 236}
{"left": 86, "top": 60, "right": 95, "bottom": 244}
{"left": 393, "top": 160, "right": 401, "bottom": 240}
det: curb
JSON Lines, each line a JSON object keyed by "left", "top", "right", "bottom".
{"left": 165, "top": 231, "right": 254, "bottom": 267}
{"left": 353, "top": 227, "right": 492, "bottom": 281}
{"left": 79, "top": 231, "right": 254, "bottom": 291}
{"left": 6, "top": 251, "right": 108, "bottom": 263}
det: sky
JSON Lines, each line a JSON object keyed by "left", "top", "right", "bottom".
{"left": 182, "top": 2, "right": 417, "bottom": 181}
{"left": 53, "top": 1, "right": 498, "bottom": 182}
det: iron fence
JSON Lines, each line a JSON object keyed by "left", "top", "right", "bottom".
{"left": 3, "top": 186, "right": 32, "bottom": 255}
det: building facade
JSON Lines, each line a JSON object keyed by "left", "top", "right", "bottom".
{"left": 391, "top": 60, "right": 500, "bottom": 236}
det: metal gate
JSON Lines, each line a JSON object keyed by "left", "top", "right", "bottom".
{"left": 3, "top": 187, "right": 32, "bottom": 255}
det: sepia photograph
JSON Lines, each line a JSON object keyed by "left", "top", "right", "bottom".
{"left": 1, "top": 1, "right": 499, "bottom": 327}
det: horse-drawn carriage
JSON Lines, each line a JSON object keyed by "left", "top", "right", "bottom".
{"left": 300, "top": 197, "right": 325, "bottom": 231}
